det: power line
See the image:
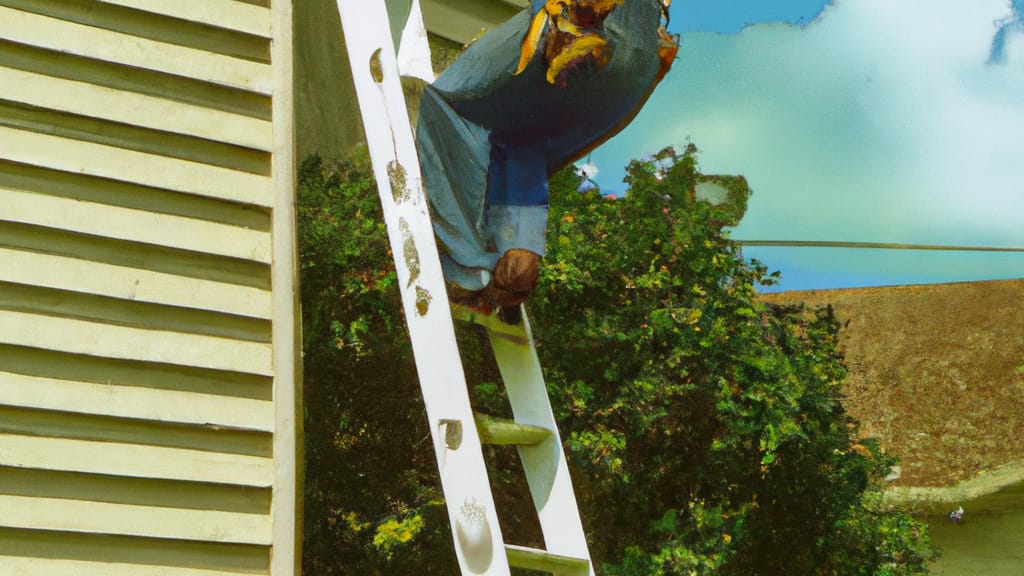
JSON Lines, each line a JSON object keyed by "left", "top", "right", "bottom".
{"left": 737, "top": 240, "right": 1024, "bottom": 253}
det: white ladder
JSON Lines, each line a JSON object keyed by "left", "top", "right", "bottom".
{"left": 336, "top": 2, "right": 595, "bottom": 574}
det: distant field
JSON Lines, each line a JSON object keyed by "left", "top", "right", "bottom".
{"left": 760, "top": 279, "right": 1024, "bottom": 488}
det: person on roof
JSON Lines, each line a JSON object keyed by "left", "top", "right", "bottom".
{"left": 949, "top": 506, "right": 964, "bottom": 523}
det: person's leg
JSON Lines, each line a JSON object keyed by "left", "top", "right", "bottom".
{"left": 483, "top": 141, "right": 548, "bottom": 309}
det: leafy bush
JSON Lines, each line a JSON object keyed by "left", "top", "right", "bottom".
{"left": 299, "top": 152, "right": 458, "bottom": 575}
{"left": 299, "top": 145, "right": 935, "bottom": 575}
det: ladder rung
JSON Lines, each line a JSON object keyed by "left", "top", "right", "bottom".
{"left": 474, "top": 413, "right": 551, "bottom": 446}
{"left": 505, "top": 544, "right": 591, "bottom": 573}
{"left": 451, "top": 305, "right": 528, "bottom": 345}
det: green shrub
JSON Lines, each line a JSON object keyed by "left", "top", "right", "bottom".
{"left": 298, "top": 145, "right": 935, "bottom": 575}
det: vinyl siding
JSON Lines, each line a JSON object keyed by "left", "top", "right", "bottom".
{"left": 0, "top": 0, "right": 299, "bottom": 574}
{"left": 419, "top": 0, "right": 527, "bottom": 43}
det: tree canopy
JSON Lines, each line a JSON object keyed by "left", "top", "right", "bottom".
{"left": 299, "top": 145, "right": 935, "bottom": 575}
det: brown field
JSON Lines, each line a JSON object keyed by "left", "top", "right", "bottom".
{"left": 760, "top": 279, "right": 1024, "bottom": 487}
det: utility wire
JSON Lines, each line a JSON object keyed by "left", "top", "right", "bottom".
{"left": 737, "top": 240, "right": 1024, "bottom": 253}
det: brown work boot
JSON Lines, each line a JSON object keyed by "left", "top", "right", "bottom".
{"left": 482, "top": 249, "right": 541, "bottom": 309}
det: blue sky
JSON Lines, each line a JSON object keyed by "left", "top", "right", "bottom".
{"left": 587, "top": 0, "right": 1024, "bottom": 292}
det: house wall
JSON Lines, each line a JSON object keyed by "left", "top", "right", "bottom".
{"left": 293, "top": 0, "right": 525, "bottom": 162}
{"left": 0, "top": 1, "right": 300, "bottom": 574}
{"left": 419, "top": 0, "right": 524, "bottom": 44}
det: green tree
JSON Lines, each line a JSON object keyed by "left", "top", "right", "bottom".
{"left": 298, "top": 153, "right": 459, "bottom": 575}
{"left": 299, "top": 145, "right": 935, "bottom": 575}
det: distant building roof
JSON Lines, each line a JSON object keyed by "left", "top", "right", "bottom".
{"left": 760, "top": 279, "right": 1024, "bottom": 488}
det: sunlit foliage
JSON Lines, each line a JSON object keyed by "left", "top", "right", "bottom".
{"left": 299, "top": 145, "right": 935, "bottom": 575}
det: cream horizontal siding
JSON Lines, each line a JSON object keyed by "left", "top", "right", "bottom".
{"left": 0, "top": 248, "right": 273, "bottom": 319}
{"left": 0, "top": 374, "right": 274, "bottom": 432}
{"left": 0, "top": 557, "right": 262, "bottom": 576}
{"left": 0, "top": 434, "right": 274, "bottom": 486}
{"left": 0, "top": 494, "right": 272, "bottom": 544}
{"left": 0, "top": 311, "right": 273, "bottom": 375}
{"left": 94, "top": 0, "right": 273, "bottom": 38}
{"left": 1, "top": 188, "right": 272, "bottom": 263}
{"left": 0, "top": 66, "right": 273, "bottom": 151}
{"left": 0, "top": 127, "right": 274, "bottom": 207}
{"left": 0, "top": 522, "right": 270, "bottom": 574}
{"left": 0, "top": 7, "right": 273, "bottom": 94}
{"left": 0, "top": 0, "right": 297, "bottom": 574}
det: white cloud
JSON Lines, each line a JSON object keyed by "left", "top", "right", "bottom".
{"left": 593, "top": 0, "right": 1024, "bottom": 257}
{"left": 1007, "top": 27, "right": 1024, "bottom": 62}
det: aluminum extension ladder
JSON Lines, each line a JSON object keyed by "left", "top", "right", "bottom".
{"left": 337, "top": 2, "right": 595, "bottom": 574}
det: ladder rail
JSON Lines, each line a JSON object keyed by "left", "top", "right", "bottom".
{"left": 339, "top": 2, "right": 595, "bottom": 574}
{"left": 489, "top": 313, "right": 596, "bottom": 576}
{"left": 336, "top": 3, "right": 511, "bottom": 573}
